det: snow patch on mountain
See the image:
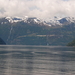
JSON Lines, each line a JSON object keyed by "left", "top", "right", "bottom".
{"left": 5, "top": 17, "right": 22, "bottom": 23}
{"left": 5, "top": 16, "right": 75, "bottom": 27}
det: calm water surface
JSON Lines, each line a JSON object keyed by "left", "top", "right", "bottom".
{"left": 0, "top": 45, "right": 75, "bottom": 75}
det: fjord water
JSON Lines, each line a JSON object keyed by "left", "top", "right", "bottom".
{"left": 0, "top": 45, "right": 75, "bottom": 75}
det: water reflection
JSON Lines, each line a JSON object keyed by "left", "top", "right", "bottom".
{"left": 0, "top": 45, "right": 75, "bottom": 75}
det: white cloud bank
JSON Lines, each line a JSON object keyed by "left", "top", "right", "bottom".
{"left": 0, "top": 0, "right": 75, "bottom": 20}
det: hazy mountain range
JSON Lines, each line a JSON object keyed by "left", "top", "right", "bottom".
{"left": 0, "top": 16, "right": 75, "bottom": 45}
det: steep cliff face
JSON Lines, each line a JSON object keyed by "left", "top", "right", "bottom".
{"left": 0, "top": 38, "right": 6, "bottom": 45}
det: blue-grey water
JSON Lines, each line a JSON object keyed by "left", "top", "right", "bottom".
{"left": 0, "top": 45, "right": 75, "bottom": 75}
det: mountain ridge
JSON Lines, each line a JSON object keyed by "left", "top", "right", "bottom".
{"left": 0, "top": 16, "right": 75, "bottom": 45}
{"left": 5, "top": 16, "right": 75, "bottom": 26}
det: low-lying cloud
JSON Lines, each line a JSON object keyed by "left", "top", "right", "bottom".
{"left": 0, "top": 0, "right": 75, "bottom": 20}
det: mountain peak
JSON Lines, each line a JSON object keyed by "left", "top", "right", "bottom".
{"left": 2, "top": 16, "right": 75, "bottom": 27}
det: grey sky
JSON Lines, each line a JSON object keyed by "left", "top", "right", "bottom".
{"left": 0, "top": 0, "right": 75, "bottom": 20}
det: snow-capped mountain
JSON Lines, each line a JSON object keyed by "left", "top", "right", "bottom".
{"left": 46, "top": 17, "right": 75, "bottom": 26}
{"left": 1, "top": 16, "right": 75, "bottom": 27}
{"left": 5, "top": 16, "right": 45, "bottom": 24}
{"left": 0, "top": 16, "right": 75, "bottom": 45}
{"left": 5, "top": 17, "right": 23, "bottom": 23}
{"left": 5, "top": 16, "right": 41, "bottom": 23}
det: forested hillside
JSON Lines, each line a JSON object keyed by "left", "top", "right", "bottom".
{"left": 67, "top": 39, "right": 75, "bottom": 46}
{"left": 0, "top": 38, "right": 6, "bottom": 45}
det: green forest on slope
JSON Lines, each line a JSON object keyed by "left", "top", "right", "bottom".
{"left": 67, "top": 39, "right": 75, "bottom": 46}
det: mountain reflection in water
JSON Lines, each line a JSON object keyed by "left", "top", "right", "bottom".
{"left": 0, "top": 45, "right": 75, "bottom": 75}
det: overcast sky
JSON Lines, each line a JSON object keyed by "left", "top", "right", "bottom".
{"left": 0, "top": 0, "right": 75, "bottom": 20}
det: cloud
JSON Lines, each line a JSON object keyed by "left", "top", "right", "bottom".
{"left": 0, "top": 0, "right": 75, "bottom": 20}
